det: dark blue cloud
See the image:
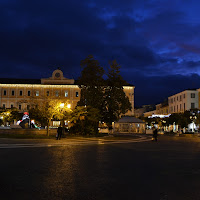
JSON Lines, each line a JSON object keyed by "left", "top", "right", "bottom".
{"left": 1, "top": 0, "right": 200, "bottom": 106}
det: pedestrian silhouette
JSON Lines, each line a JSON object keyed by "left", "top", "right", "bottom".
{"left": 57, "top": 125, "right": 62, "bottom": 140}
{"left": 153, "top": 127, "right": 158, "bottom": 142}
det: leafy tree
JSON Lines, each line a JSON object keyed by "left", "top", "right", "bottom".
{"left": 77, "top": 55, "right": 105, "bottom": 133}
{"left": 0, "top": 108, "right": 23, "bottom": 125}
{"left": 70, "top": 106, "right": 101, "bottom": 135}
{"left": 77, "top": 55, "right": 105, "bottom": 110}
{"left": 29, "top": 97, "right": 71, "bottom": 136}
{"left": 103, "top": 60, "right": 132, "bottom": 129}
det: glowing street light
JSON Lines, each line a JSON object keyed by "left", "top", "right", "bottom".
{"left": 60, "top": 103, "right": 64, "bottom": 108}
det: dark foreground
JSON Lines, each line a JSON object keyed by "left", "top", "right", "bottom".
{"left": 1, "top": 135, "right": 200, "bottom": 200}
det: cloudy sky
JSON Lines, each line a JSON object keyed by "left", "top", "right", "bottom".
{"left": 1, "top": 0, "right": 200, "bottom": 106}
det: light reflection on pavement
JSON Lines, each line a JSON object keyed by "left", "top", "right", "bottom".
{"left": 0, "top": 136, "right": 152, "bottom": 148}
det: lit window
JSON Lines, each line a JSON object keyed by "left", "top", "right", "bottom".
{"left": 191, "top": 93, "right": 195, "bottom": 98}
{"left": 28, "top": 91, "right": 31, "bottom": 96}
{"left": 65, "top": 91, "right": 68, "bottom": 97}
{"left": 191, "top": 103, "right": 195, "bottom": 109}
{"left": 3, "top": 90, "right": 6, "bottom": 96}
{"left": 76, "top": 92, "right": 79, "bottom": 97}
{"left": 36, "top": 91, "right": 39, "bottom": 96}
{"left": 55, "top": 91, "right": 59, "bottom": 97}
{"left": 12, "top": 90, "right": 15, "bottom": 96}
{"left": 20, "top": 90, "right": 23, "bottom": 96}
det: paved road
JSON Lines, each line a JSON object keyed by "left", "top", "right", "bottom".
{"left": 1, "top": 135, "right": 200, "bottom": 200}
{"left": 0, "top": 136, "right": 151, "bottom": 148}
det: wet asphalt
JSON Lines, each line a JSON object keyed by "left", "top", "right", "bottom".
{"left": 1, "top": 135, "right": 200, "bottom": 200}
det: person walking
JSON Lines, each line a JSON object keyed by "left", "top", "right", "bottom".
{"left": 153, "top": 127, "right": 158, "bottom": 142}
{"left": 57, "top": 125, "right": 63, "bottom": 140}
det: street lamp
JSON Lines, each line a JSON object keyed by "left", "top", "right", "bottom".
{"left": 59, "top": 103, "right": 71, "bottom": 135}
{"left": 60, "top": 103, "right": 64, "bottom": 108}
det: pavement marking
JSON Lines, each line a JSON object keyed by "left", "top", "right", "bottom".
{"left": 0, "top": 136, "right": 152, "bottom": 149}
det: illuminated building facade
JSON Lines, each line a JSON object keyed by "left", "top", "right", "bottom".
{"left": 168, "top": 90, "right": 199, "bottom": 113}
{"left": 0, "top": 69, "right": 134, "bottom": 115}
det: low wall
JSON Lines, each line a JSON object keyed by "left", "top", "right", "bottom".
{"left": 0, "top": 128, "right": 57, "bottom": 135}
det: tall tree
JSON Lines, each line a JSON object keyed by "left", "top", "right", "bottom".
{"left": 77, "top": 55, "right": 105, "bottom": 134}
{"left": 77, "top": 55, "right": 105, "bottom": 110}
{"left": 103, "top": 60, "right": 132, "bottom": 129}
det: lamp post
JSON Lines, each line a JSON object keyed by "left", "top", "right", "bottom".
{"left": 59, "top": 103, "right": 71, "bottom": 135}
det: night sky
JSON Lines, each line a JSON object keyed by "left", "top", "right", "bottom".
{"left": 1, "top": 0, "right": 200, "bottom": 106}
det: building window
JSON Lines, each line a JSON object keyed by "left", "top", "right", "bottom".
{"left": 180, "top": 95, "right": 182, "bottom": 101}
{"left": 27, "top": 105, "right": 30, "bottom": 110}
{"left": 19, "top": 104, "right": 21, "bottom": 110}
{"left": 177, "top": 105, "right": 178, "bottom": 112}
{"left": 46, "top": 91, "right": 50, "bottom": 96}
{"left": 12, "top": 90, "right": 15, "bottom": 96}
{"left": 191, "top": 93, "right": 195, "bottom": 98}
{"left": 11, "top": 104, "right": 14, "bottom": 108}
{"left": 3, "top": 90, "right": 6, "bottom": 96}
{"left": 183, "top": 94, "right": 185, "bottom": 98}
{"left": 174, "top": 106, "right": 175, "bottom": 112}
{"left": 65, "top": 91, "right": 68, "bottom": 97}
{"left": 76, "top": 92, "right": 79, "bottom": 97}
{"left": 55, "top": 91, "right": 59, "bottom": 97}
{"left": 191, "top": 103, "right": 195, "bottom": 109}
{"left": 177, "top": 96, "right": 178, "bottom": 101}
{"left": 28, "top": 91, "right": 31, "bottom": 96}
{"left": 184, "top": 103, "right": 185, "bottom": 111}
{"left": 3, "top": 104, "right": 5, "bottom": 109}
{"left": 180, "top": 104, "right": 182, "bottom": 111}
{"left": 36, "top": 91, "right": 39, "bottom": 96}
{"left": 174, "top": 97, "right": 175, "bottom": 102}
{"left": 20, "top": 90, "right": 23, "bottom": 96}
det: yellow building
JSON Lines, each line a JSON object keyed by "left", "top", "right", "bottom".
{"left": 0, "top": 69, "right": 134, "bottom": 115}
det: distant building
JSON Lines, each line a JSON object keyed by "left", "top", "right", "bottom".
{"left": 134, "top": 104, "right": 155, "bottom": 118}
{"left": 155, "top": 101, "right": 169, "bottom": 115}
{"left": 168, "top": 90, "right": 199, "bottom": 113}
{"left": 0, "top": 69, "right": 135, "bottom": 115}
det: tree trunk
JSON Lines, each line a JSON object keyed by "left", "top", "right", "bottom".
{"left": 47, "top": 120, "right": 50, "bottom": 136}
